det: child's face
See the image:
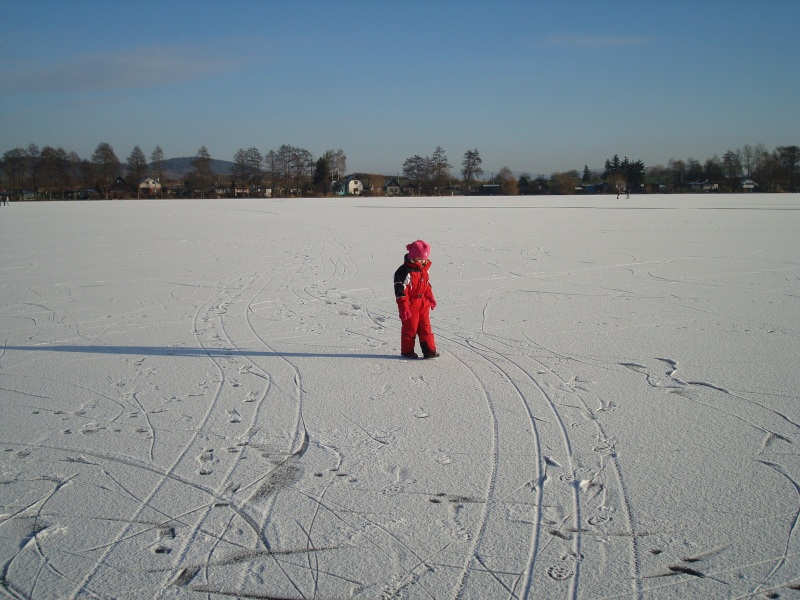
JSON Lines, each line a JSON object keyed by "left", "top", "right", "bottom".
{"left": 411, "top": 258, "right": 429, "bottom": 265}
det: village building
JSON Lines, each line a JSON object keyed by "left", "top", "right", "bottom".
{"left": 138, "top": 177, "right": 162, "bottom": 197}
{"left": 334, "top": 176, "right": 364, "bottom": 196}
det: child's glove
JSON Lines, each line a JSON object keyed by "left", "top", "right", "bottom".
{"left": 397, "top": 297, "right": 412, "bottom": 321}
{"left": 425, "top": 289, "right": 437, "bottom": 310}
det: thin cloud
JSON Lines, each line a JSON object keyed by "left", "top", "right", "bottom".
{"left": 2, "top": 43, "right": 248, "bottom": 94}
{"left": 544, "top": 34, "right": 652, "bottom": 48}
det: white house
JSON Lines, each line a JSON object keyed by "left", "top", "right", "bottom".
{"left": 138, "top": 177, "right": 162, "bottom": 195}
{"left": 335, "top": 177, "right": 364, "bottom": 196}
{"left": 347, "top": 178, "right": 364, "bottom": 196}
{"left": 741, "top": 178, "right": 758, "bottom": 191}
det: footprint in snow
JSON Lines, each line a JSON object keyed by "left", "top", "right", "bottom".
{"left": 547, "top": 563, "right": 575, "bottom": 581}
{"left": 197, "top": 448, "right": 216, "bottom": 475}
{"left": 435, "top": 451, "right": 452, "bottom": 465}
{"left": 587, "top": 506, "right": 614, "bottom": 526}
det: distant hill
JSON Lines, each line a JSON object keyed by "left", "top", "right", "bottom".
{"left": 152, "top": 157, "right": 234, "bottom": 180}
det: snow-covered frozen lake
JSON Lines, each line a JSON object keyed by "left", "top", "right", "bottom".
{"left": 1, "top": 194, "right": 799, "bottom": 599}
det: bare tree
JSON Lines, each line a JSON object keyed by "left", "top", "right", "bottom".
{"left": 267, "top": 145, "right": 313, "bottom": 196}
{"left": 288, "top": 147, "right": 313, "bottom": 194}
{"left": 38, "top": 146, "right": 70, "bottom": 199}
{"left": 264, "top": 150, "right": 277, "bottom": 195}
{"left": 403, "top": 154, "right": 430, "bottom": 195}
{"left": 549, "top": 170, "right": 581, "bottom": 195}
{"left": 2, "top": 148, "right": 28, "bottom": 197}
{"left": 722, "top": 150, "right": 742, "bottom": 190}
{"left": 740, "top": 144, "right": 755, "bottom": 178}
{"left": 244, "top": 147, "right": 263, "bottom": 185}
{"left": 323, "top": 149, "right": 346, "bottom": 181}
{"left": 777, "top": 145, "right": 800, "bottom": 191}
{"left": 25, "top": 144, "right": 41, "bottom": 195}
{"left": 232, "top": 147, "right": 263, "bottom": 192}
{"left": 232, "top": 148, "right": 249, "bottom": 189}
{"left": 495, "top": 166, "right": 518, "bottom": 195}
{"left": 667, "top": 158, "right": 686, "bottom": 191}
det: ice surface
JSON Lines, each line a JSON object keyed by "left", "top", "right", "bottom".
{"left": 1, "top": 194, "right": 799, "bottom": 599}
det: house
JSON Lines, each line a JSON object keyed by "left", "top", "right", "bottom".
{"left": 334, "top": 176, "right": 364, "bottom": 196}
{"left": 575, "top": 183, "right": 603, "bottom": 194}
{"left": 385, "top": 178, "right": 401, "bottom": 196}
{"left": 741, "top": 178, "right": 758, "bottom": 192}
{"left": 688, "top": 180, "right": 705, "bottom": 191}
{"left": 347, "top": 178, "right": 363, "bottom": 195}
{"left": 688, "top": 180, "right": 719, "bottom": 192}
{"left": 138, "top": 177, "right": 162, "bottom": 197}
{"left": 477, "top": 183, "right": 501, "bottom": 195}
{"left": 110, "top": 176, "right": 133, "bottom": 198}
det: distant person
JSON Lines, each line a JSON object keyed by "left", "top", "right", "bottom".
{"left": 394, "top": 240, "right": 439, "bottom": 359}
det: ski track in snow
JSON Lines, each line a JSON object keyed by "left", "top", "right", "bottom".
{"left": 66, "top": 274, "right": 252, "bottom": 600}
{"left": 1, "top": 196, "right": 799, "bottom": 599}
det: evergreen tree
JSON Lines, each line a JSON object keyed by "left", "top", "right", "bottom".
{"left": 431, "top": 146, "right": 450, "bottom": 194}
{"left": 150, "top": 146, "right": 164, "bottom": 183}
{"left": 232, "top": 148, "right": 249, "bottom": 187}
{"left": 127, "top": 146, "right": 148, "bottom": 188}
{"left": 403, "top": 154, "right": 430, "bottom": 195}
{"left": 91, "top": 142, "right": 120, "bottom": 199}
{"left": 313, "top": 156, "right": 331, "bottom": 194}
{"left": 190, "top": 146, "right": 214, "bottom": 193}
{"left": 722, "top": 150, "right": 742, "bottom": 190}
{"left": 686, "top": 159, "right": 703, "bottom": 182}
{"left": 518, "top": 173, "right": 532, "bottom": 195}
{"left": 461, "top": 149, "right": 483, "bottom": 191}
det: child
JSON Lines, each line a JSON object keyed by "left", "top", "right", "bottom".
{"left": 394, "top": 240, "right": 439, "bottom": 359}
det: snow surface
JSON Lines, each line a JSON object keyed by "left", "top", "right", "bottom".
{"left": 1, "top": 194, "right": 799, "bottom": 599}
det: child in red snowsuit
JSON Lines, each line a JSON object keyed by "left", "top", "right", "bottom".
{"left": 394, "top": 240, "right": 439, "bottom": 359}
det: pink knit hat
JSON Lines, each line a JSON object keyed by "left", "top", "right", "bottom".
{"left": 406, "top": 240, "right": 430, "bottom": 260}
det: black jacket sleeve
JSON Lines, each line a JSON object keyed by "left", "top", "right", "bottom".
{"left": 394, "top": 264, "right": 409, "bottom": 298}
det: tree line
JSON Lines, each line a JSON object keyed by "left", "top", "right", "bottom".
{"left": 399, "top": 145, "right": 799, "bottom": 195}
{"left": 2, "top": 141, "right": 798, "bottom": 200}
{"left": 0, "top": 142, "right": 349, "bottom": 200}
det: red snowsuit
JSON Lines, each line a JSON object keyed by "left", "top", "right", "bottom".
{"left": 394, "top": 255, "right": 437, "bottom": 356}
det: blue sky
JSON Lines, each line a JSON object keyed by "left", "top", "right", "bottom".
{"left": 2, "top": 0, "right": 798, "bottom": 176}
